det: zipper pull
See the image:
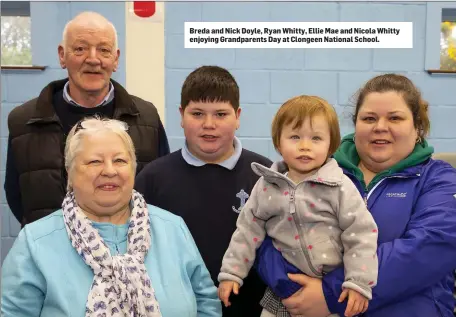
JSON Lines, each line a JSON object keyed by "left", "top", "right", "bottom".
{"left": 115, "top": 245, "right": 120, "bottom": 255}
{"left": 290, "top": 191, "right": 295, "bottom": 201}
{"left": 364, "top": 192, "right": 368, "bottom": 207}
{"left": 290, "top": 190, "right": 296, "bottom": 214}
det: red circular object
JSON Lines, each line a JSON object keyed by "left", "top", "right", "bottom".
{"left": 134, "top": 2, "right": 156, "bottom": 18}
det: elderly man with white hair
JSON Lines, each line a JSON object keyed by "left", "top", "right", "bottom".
{"left": 4, "top": 11, "right": 169, "bottom": 227}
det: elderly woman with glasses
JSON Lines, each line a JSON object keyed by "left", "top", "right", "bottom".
{"left": 1, "top": 117, "right": 222, "bottom": 317}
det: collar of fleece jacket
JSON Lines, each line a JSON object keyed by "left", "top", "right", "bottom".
{"left": 251, "top": 158, "right": 344, "bottom": 188}
{"left": 333, "top": 133, "right": 434, "bottom": 191}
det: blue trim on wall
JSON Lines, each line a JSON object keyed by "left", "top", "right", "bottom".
{"left": 1, "top": 1, "right": 30, "bottom": 16}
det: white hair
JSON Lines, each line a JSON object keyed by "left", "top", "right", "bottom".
{"left": 65, "top": 117, "right": 136, "bottom": 191}
{"left": 61, "top": 11, "right": 118, "bottom": 52}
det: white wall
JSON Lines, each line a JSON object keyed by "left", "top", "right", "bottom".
{"left": 125, "top": 2, "right": 165, "bottom": 122}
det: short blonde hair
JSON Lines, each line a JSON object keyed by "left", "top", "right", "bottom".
{"left": 65, "top": 117, "right": 136, "bottom": 191}
{"left": 272, "top": 95, "right": 341, "bottom": 157}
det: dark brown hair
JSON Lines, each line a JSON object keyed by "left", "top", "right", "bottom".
{"left": 272, "top": 95, "right": 341, "bottom": 157}
{"left": 353, "top": 74, "right": 430, "bottom": 138}
{"left": 180, "top": 66, "right": 239, "bottom": 110}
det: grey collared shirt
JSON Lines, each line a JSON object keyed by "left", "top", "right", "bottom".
{"left": 63, "top": 81, "right": 115, "bottom": 107}
{"left": 181, "top": 137, "right": 243, "bottom": 170}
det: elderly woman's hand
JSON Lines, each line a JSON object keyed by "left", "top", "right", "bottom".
{"left": 282, "top": 274, "right": 331, "bottom": 317}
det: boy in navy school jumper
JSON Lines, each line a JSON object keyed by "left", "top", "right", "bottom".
{"left": 135, "top": 66, "right": 272, "bottom": 317}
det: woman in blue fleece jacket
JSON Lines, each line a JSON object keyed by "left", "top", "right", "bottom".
{"left": 256, "top": 74, "right": 456, "bottom": 317}
{"left": 1, "top": 118, "right": 222, "bottom": 317}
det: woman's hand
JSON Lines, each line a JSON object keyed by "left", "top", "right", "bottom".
{"left": 282, "top": 274, "right": 331, "bottom": 317}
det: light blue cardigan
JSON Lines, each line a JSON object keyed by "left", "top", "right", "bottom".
{"left": 1, "top": 205, "right": 222, "bottom": 317}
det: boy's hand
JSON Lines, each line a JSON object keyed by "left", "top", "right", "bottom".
{"left": 338, "top": 288, "right": 369, "bottom": 317}
{"left": 218, "top": 281, "right": 240, "bottom": 307}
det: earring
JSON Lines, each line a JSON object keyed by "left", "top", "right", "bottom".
{"left": 416, "top": 136, "right": 422, "bottom": 144}
{"left": 352, "top": 134, "right": 356, "bottom": 142}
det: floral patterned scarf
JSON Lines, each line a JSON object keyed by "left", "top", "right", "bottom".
{"left": 62, "top": 190, "right": 162, "bottom": 317}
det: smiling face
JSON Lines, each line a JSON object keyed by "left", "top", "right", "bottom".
{"left": 69, "top": 131, "right": 134, "bottom": 219}
{"left": 355, "top": 91, "right": 418, "bottom": 173}
{"left": 179, "top": 101, "right": 241, "bottom": 164}
{"left": 58, "top": 16, "right": 119, "bottom": 104}
{"left": 278, "top": 114, "right": 331, "bottom": 184}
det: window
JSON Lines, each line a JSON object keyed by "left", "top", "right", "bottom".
{"left": 1, "top": 1, "right": 32, "bottom": 66}
{"left": 441, "top": 9, "right": 456, "bottom": 71}
{"left": 425, "top": 3, "right": 456, "bottom": 73}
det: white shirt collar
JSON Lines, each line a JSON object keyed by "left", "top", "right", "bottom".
{"left": 181, "top": 137, "right": 243, "bottom": 170}
{"left": 63, "top": 81, "right": 114, "bottom": 107}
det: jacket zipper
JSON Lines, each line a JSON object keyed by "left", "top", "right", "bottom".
{"left": 289, "top": 173, "right": 419, "bottom": 277}
{"left": 289, "top": 189, "right": 321, "bottom": 277}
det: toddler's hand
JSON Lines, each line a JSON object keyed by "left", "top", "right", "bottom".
{"left": 338, "top": 288, "right": 369, "bottom": 317}
{"left": 218, "top": 281, "right": 240, "bottom": 307}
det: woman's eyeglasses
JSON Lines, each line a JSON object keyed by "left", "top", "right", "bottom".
{"left": 74, "top": 119, "right": 129, "bottom": 134}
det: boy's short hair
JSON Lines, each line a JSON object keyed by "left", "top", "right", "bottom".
{"left": 271, "top": 95, "right": 341, "bottom": 157}
{"left": 181, "top": 66, "right": 240, "bottom": 111}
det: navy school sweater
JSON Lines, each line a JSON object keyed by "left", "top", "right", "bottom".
{"left": 135, "top": 149, "right": 273, "bottom": 317}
